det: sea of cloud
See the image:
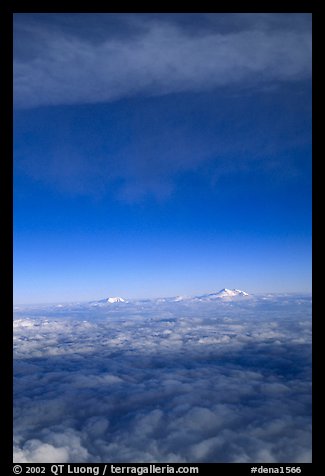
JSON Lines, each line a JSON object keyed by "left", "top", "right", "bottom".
{"left": 13, "top": 295, "right": 312, "bottom": 463}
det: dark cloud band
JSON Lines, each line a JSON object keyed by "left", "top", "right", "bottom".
{"left": 14, "top": 14, "right": 311, "bottom": 109}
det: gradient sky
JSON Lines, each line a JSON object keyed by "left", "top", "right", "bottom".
{"left": 13, "top": 13, "right": 312, "bottom": 304}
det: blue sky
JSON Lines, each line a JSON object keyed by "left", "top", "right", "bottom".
{"left": 13, "top": 13, "right": 312, "bottom": 304}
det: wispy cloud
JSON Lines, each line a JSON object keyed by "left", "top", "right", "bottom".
{"left": 14, "top": 15, "right": 311, "bottom": 109}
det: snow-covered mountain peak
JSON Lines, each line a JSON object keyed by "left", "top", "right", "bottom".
{"left": 89, "top": 296, "right": 127, "bottom": 306}
{"left": 106, "top": 297, "right": 126, "bottom": 303}
{"left": 195, "top": 288, "right": 249, "bottom": 301}
{"left": 217, "top": 288, "right": 249, "bottom": 297}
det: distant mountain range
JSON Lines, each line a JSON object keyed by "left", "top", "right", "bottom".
{"left": 90, "top": 289, "right": 249, "bottom": 305}
{"left": 167, "top": 288, "right": 249, "bottom": 302}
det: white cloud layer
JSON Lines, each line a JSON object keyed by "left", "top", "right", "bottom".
{"left": 14, "top": 15, "right": 311, "bottom": 108}
{"left": 14, "top": 295, "right": 312, "bottom": 463}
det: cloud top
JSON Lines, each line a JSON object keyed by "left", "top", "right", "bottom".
{"left": 14, "top": 296, "right": 312, "bottom": 463}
